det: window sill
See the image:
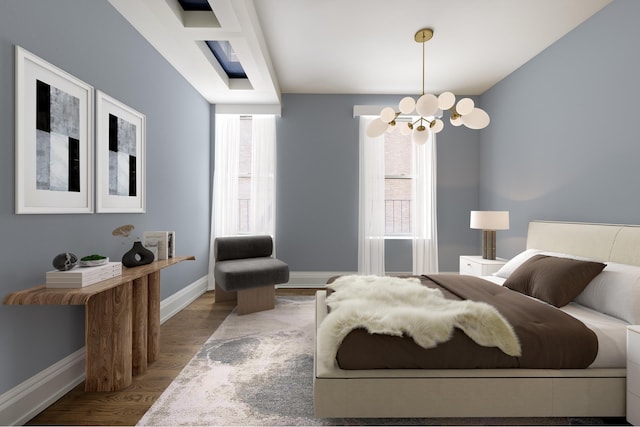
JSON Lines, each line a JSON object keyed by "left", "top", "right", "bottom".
{"left": 384, "top": 235, "right": 412, "bottom": 240}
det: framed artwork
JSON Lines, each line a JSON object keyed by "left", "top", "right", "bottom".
{"left": 15, "top": 46, "right": 94, "bottom": 214}
{"left": 95, "top": 90, "right": 146, "bottom": 213}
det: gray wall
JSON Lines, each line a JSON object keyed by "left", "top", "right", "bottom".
{"left": 276, "top": 94, "right": 481, "bottom": 274}
{"left": 480, "top": 0, "right": 640, "bottom": 258}
{"left": 0, "top": 0, "right": 211, "bottom": 395}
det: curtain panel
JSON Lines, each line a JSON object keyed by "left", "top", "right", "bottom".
{"left": 358, "top": 117, "right": 386, "bottom": 275}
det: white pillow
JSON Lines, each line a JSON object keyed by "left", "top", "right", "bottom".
{"left": 574, "top": 262, "right": 640, "bottom": 324}
{"left": 492, "top": 249, "right": 543, "bottom": 279}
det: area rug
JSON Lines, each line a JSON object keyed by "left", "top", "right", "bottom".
{"left": 137, "top": 296, "right": 626, "bottom": 426}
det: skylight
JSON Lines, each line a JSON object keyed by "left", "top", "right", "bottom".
{"left": 177, "top": 0, "right": 212, "bottom": 11}
{"left": 205, "top": 41, "right": 247, "bottom": 79}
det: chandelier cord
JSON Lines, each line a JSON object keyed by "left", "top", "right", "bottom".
{"left": 421, "top": 34, "right": 425, "bottom": 96}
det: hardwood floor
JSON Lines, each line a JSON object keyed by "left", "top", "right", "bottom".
{"left": 26, "top": 288, "right": 317, "bottom": 426}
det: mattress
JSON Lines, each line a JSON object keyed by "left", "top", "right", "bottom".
{"left": 483, "top": 275, "right": 628, "bottom": 368}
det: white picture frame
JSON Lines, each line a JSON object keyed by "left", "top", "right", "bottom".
{"left": 15, "top": 46, "right": 94, "bottom": 214}
{"left": 95, "top": 90, "right": 146, "bottom": 213}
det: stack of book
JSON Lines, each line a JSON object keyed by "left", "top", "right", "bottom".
{"left": 45, "top": 262, "right": 123, "bottom": 288}
{"left": 143, "top": 231, "right": 175, "bottom": 260}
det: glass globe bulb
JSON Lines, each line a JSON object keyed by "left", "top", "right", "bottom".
{"left": 438, "top": 92, "right": 456, "bottom": 110}
{"left": 456, "top": 98, "right": 475, "bottom": 116}
{"left": 430, "top": 119, "right": 444, "bottom": 133}
{"left": 461, "top": 108, "right": 490, "bottom": 129}
{"left": 366, "top": 118, "right": 389, "bottom": 138}
{"left": 412, "top": 127, "right": 430, "bottom": 145}
{"left": 398, "top": 121, "right": 412, "bottom": 135}
{"left": 450, "top": 115, "right": 463, "bottom": 126}
{"left": 399, "top": 97, "right": 416, "bottom": 114}
{"left": 415, "top": 93, "right": 439, "bottom": 117}
{"left": 379, "top": 107, "right": 396, "bottom": 123}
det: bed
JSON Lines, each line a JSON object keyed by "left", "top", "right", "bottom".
{"left": 314, "top": 220, "right": 640, "bottom": 418}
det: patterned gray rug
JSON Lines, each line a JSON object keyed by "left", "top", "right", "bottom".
{"left": 137, "top": 296, "right": 628, "bottom": 426}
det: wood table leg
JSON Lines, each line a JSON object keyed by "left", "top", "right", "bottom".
{"left": 132, "top": 275, "right": 148, "bottom": 375}
{"left": 147, "top": 271, "right": 161, "bottom": 363}
{"left": 84, "top": 282, "right": 132, "bottom": 392}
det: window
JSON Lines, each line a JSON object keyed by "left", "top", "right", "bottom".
{"left": 358, "top": 113, "right": 438, "bottom": 275}
{"left": 212, "top": 114, "right": 276, "bottom": 240}
{"left": 384, "top": 122, "right": 413, "bottom": 236}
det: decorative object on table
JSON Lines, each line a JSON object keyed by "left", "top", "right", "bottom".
{"left": 79, "top": 254, "right": 108, "bottom": 267}
{"left": 143, "top": 231, "right": 175, "bottom": 260}
{"left": 95, "top": 91, "right": 146, "bottom": 213}
{"left": 366, "top": 28, "right": 490, "bottom": 145}
{"left": 46, "top": 262, "right": 122, "bottom": 288}
{"left": 15, "top": 46, "right": 94, "bottom": 214}
{"left": 121, "top": 241, "right": 155, "bottom": 267}
{"left": 52, "top": 253, "right": 79, "bottom": 271}
{"left": 470, "top": 211, "right": 510, "bottom": 260}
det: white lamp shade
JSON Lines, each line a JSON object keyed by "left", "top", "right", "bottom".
{"left": 430, "top": 119, "right": 444, "bottom": 133}
{"left": 366, "top": 118, "right": 389, "bottom": 138}
{"left": 438, "top": 91, "right": 456, "bottom": 110}
{"left": 462, "top": 108, "right": 490, "bottom": 129}
{"left": 416, "top": 93, "right": 439, "bottom": 117}
{"left": 470, "top": 211, "right": 510, "bottom": 230}
{"left": 456, "top": 98, "right": 475, "bottom": 115}
{"left": 398, "top": 121, "right": 412, "bottom": 135}
{"left": 380, "top": 107, "right": 396, "bottom": 123}
{"left": 412, "top": 127, "right": 430, "bottom": 145}
{"left": 399, "top": 97, "right": 416, "bottom": 114}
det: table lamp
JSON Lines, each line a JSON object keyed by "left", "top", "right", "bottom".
{"left": 470, "top": 211, "right": 510, "bottom": 260}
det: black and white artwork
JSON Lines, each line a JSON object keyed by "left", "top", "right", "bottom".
{"left": 96, "top": 91, "right": 145, "bottom": 213}
{"left": 36, "top": 80, "right": 81, "bottom": 192}
{"left": 108, "top": 114, "right": 137, "bottom": 197}
{"left": 15, "top": 46, "right": 94, "bottom": 214}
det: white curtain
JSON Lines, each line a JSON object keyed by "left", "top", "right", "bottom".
{"left": 412, "top": 133, "right": 439, "bottom": 274}
{"left": 208, "top": 114, "right": 241, "bottom": 290}
{"left": 358, "top": 117, "right": 386, "bottom": 275}
{"left": 249, "top": 115, "right": 276, "bottom": 239}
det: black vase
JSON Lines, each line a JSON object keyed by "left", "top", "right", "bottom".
{"left": 122, "top": 241, "right": 155, "bottom": 267}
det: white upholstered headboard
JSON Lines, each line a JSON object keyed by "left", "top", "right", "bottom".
{"left": 526, "top": 220, "right": 640, "bottom": 267}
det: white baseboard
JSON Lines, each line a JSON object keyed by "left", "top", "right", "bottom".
{"left": 0, "top": 348, "right": 85, "bottom": 426}
{"left": 276, "top": 271, "right": 355, "bottom": 288}
{"left": 0, "top": 276, "right": 208, "bottom": 426}
{"left": 159, "top": 275, "right": 208, "bottom": 324}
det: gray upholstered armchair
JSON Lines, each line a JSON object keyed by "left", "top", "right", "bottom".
{"left": 213, "top": 235, "right": 289, "bottom": 315}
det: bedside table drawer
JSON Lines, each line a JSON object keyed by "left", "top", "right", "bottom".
{"left": 460, "top": 258, "right": 483, "bottom": 276}
{"left": 459, "top": 256, "right": 506, "bottom": 277}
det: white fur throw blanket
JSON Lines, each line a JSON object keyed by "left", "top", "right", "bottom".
{"left": 317, "top": 275, "right": 521, "bottom": 369}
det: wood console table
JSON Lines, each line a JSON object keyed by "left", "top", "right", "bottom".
{"left": 4, "top": 256, "right": 195, "bottom": 392}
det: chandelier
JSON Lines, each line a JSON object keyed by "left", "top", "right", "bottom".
{"left": 366, "top": 28, "right": 490, "bottom": 144}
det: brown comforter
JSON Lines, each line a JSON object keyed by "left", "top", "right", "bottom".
{"left": 334, "top": 274, "right": 598, "bottom": 369}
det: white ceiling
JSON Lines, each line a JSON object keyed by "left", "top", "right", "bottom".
{"left": 109, "top": 0, "right": 612, "bottom": 108}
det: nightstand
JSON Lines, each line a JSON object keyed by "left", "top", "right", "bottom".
{"left": 627, "top": 326, "right": 640, "bottom": 424}
{"left": 459, "top": 255, "right": 506, "bottom": 277}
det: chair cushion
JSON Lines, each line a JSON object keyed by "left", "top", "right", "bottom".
{"left": 214, "top": 257, "right": 289, "bottom": 291}
{"left": 214, "top": 235, "right": 273, "bottom": 261}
